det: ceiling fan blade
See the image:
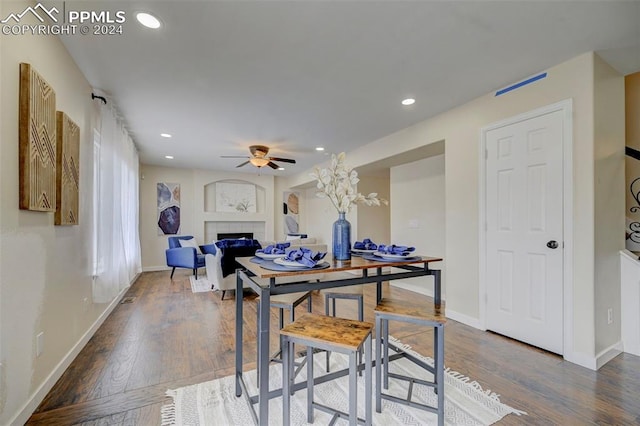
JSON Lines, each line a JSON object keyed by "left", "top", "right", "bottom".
{"left": 236, "top": 161, "right": 250, "bottom": 168}
{"left": 221, "top": 155, "right": 250, "bottom": 159}
{"left": 268, "top": 157, "right": 296, "bottom": 164}
{"left": 266, "top": 161, "right": 279, "bottom": 169}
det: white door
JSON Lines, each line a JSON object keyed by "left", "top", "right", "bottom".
{"left": 485, "top": 109, "right": 564, "bottom": 354}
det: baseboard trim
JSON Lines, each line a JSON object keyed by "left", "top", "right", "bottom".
{"left": 623, "top": 341, "right": 640, "bottom": 357}
{"left": 562, "top": 341, "right": 623, "bottom": 371}
{"left": 142, "top": 266, "right": 204, "bottom": 273}
{"left": 596, "top": 341, "right": 624, "bottom": 370}
{"left": 10, "top": 283, "right": 132, "bottom": 425}
{"left": 446, "top": 309, "right": 485, "bottom": 330}
{"left": 143, "top": 265, "right": 170, "bottom": 272}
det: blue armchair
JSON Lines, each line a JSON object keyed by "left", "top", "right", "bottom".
{"left": 166, "top": 236, "right": 217, "bottom": 279}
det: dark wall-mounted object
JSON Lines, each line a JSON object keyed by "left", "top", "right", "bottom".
{"left": 91, "top": 93, "right": 107, "bottom": 104}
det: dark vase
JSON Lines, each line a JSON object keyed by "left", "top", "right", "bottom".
{"left": 332, "top": 212, "right": 351, "bottom": 260}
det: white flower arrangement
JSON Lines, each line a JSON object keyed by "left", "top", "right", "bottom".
{"left": 310, "top": 152, "right": 388, "bottom": 213}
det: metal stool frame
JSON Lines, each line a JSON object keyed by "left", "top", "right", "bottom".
{"left": 256, "top": 291, "right": 312, "bottom": 391}
{"left": 281, "top": 316, "right": 373, "bottom": 426}
{"left": 375, "top": 309, "right": 445, "bottom": 426}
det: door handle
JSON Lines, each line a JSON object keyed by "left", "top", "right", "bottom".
{"left": 547, "top": 240, "right": 559, "bottom": 249}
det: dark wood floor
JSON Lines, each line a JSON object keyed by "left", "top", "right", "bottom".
{"left": 26, "top": 270, "right": 640, "bottom": 425}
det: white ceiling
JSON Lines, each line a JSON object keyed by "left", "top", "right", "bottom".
{"left": 56, "top": 0, "right": 640, "bottom": 176}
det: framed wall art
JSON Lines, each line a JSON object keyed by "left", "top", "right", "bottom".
{"left": 283, "top": 191, "right": 300, "bottom": 234}
{"left": 55, "top": 112, "right": 80, "bottom": 225}
{"left": 19, "top": 63, "right": 57, "bottom": 211}
{"left": 158, "top": 182, "right": 181, "bottom": 235}
{"left": 215, "top": 182, "right": 256, "bottom": 213}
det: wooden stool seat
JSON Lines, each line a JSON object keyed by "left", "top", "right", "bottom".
{"left": 374, "top": 299, "right": 446, "bottom": 323}
{"left": 280, "top": 312, "right": 372, "bottom": 351}
{"left": 374, "top": 298, "right": 446, "bottom": 426}
{"left": 281, "top": 313, "right": 373, "bottom": 426}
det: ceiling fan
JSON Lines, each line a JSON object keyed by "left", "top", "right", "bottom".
{"left": 221, "top": 145, "right": 296, "bottom": 169}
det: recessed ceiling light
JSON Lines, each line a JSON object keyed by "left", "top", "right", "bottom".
{"left": 401, "top": 98, "right": 416, "bottom": 106}
{"left": 315, "top": 147, "right": 325, "bottom": 151}
{"left": 136, "top": 12, "right": 161, "bottom": 29}
{"left": 160, "top": 133, "right": 172, "bottom": 138}
{"left": 277, "top": 167, "right": 285, "bottom": 171}
{"left": 165, "top": 155, "right": 174, "bottom": 159}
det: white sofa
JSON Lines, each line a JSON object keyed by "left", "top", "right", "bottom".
{"left": 205, "top": 238, "right": 329, "bottom": 299}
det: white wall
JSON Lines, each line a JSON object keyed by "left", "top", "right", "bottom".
{"left": 139, "top": 165, "right": 275, "bottom": 270}
{"left": 0, "top": 2, "right": 122, "bottom": 422}
{"left": 389, "top": 155, "right": 445, "bottom": 296}
{"left": 139, "top": 165, "right": 195, "bottom": 270}
{"left": 593, "top": 55, "right": 625, "bottom": 356}
{"left": 300, "top": 186, "right": 347, "bottom": 247}
{"left": 356, "top": 174, "right": 390, "bottom": 245}
{"left": 284, "top": 52, "right": 625, "bottom": 366}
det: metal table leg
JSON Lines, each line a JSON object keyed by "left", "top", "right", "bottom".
{"left": 376, "top": 267, "right": 382, "bottom": 303}
{"left": 256, "top": 279, "right": 273, "bottom": 425}
{"left": 235, "top": 270, "right": 243, "bottom": 397}
{"left": 433, "top": 269, "right": 441, "bottom": 306}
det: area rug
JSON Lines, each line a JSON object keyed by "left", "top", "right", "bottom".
{"left": 162, "top": 336, "right": 525, "bottom": 425}
{"left": 189, "top": 275, "right": 213, "bottom": 293}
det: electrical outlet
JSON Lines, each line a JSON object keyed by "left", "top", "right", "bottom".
{"left": 607, "top": 308, "right": 613, "bottom": 325}
{"left": 36, "top": 332, "right": 44, "bottom": 357}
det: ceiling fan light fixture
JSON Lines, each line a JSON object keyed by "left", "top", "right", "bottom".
{"left": 249, "top": 157, "right": 270, "bottom": 167}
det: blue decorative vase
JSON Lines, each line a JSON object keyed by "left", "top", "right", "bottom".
{"left": 332, "top": 212, "right": 351, "bottom": 260}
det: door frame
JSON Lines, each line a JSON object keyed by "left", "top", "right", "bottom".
{"left": 478, "top": 99, "right": 574, "bottom": 360}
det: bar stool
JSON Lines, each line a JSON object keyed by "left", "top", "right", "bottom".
{"left": 281, "top": 313, "right": 373, "bottom": 426}
{"left": 321, "top": 285, "right": 364, "bottom": 372}
{"left": 374, "top": 299, "right": 446, "bottom": 426}
{"left": 256, "top": 291, "right": 312, "bottom": 389}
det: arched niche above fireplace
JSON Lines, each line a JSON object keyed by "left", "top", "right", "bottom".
{"left": 204, "top": 179, "right": 266, "bottom": 213}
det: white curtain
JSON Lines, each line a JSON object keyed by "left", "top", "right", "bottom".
{"left": 92, "top": 103, "right": 142, "bottom": 303}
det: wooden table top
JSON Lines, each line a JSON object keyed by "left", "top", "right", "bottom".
{"left": 235, "top": 254, "right": 443, "bottom": 279}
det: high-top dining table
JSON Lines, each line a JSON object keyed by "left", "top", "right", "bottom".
{"left": 234, "top": 253, "right": 443, "bottom": 425}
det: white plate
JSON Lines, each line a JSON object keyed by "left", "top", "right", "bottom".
{"left": 373, "top": 251, "right": 415, "bottom": 260}
{"left": 351, "top": 248, "right": 377, "bottom": 254}
{"left": 255, "top": 252, "right": 285, "bottom": 260}
{"left": 274, "top": 257, "right": 312, "bottom": 268}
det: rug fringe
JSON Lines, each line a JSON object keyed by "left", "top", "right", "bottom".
{"left": 387, "top": 335, "right": 527, "bottom": 417}
{"left": 161, "top": 389, "right": 178, "bottom": 425}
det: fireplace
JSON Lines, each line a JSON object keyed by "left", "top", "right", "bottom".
{"left": 217, "top": 232, "right": 254, "bottom": 240}
{"left": 206, "top": 221, "right": 264, "bottom": 243}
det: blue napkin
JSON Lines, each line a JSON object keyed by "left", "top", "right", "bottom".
{"left": 377, "top": 244, "right": 415, "bottom": 256}
{"left": 257, "top": 242, "right": 291, "bottom": 255}
{"left": 354, "top": 238, "right": 377, "bottom": 250}
{"left": 285, "top": 247, "right": 327, "bottom": 267}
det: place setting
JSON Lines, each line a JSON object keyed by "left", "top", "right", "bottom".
{"left": 252, "top": 242, "right": 291, "bottom": 263}
{"left": 363, "top": 243, "right": 422, "bottom": 262}
{"left": 258, "top": 247, "right": 330, "bottom": 271}
{"left": 350, "top": 238, "right": 379, "bottom": 256}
